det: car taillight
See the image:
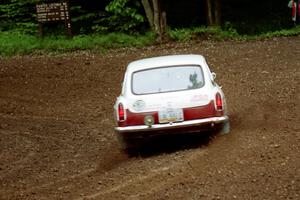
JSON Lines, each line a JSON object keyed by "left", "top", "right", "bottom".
{"left": 215, "top": 93, "right": 223, "bottom": 110}
{"left": 118, "top": 103, "right": 125, "bottom": 121}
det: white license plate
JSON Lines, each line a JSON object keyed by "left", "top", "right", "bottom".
{"left": 158, "top": 108, "right": 184, "bottom": 123}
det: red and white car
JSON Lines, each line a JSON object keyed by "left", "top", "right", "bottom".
{"left": 114, "top": 54, "right": 229, "bottom": 149}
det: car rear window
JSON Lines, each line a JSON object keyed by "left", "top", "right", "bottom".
{"left": 132, "top": 65, "right": 204, "bottom": 95}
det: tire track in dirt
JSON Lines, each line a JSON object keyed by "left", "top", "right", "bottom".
{"left": 0, "top": 36, "right": 299, "bottom": 199}
{"left": 0, "top": 113, "right": 74, "bottom": 123}
{"left": 0, "top": 131, "right": 38, "bottom": 178}
{"left": 76, "top": 150, "right": 208, "bottom": 200}
{"left": 0, "top": 115, "right": 98, "bottom": 198}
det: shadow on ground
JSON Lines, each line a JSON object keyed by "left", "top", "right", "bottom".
{"left": 126, "top": 131, "right": 216, "bottom": 157}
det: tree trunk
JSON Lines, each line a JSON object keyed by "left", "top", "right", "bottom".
{"left": 141, "top": 0, "right": 154, "bottom": 29}
{"left": 141, "top": 0, "right": 167, "bottom": 42}
{"left": 152, "top": 0, "right": 160, "bottom": 36}
{"left": 215, "top": 0, "right": 221, "bottom": 26}
{"left": 160, "top": 11, "right": 167, "bottom": 40}
{"left": 206, "top": 0, "right": 222, "bottom": 26}
{"left": 206, "top": 0, "right": 214, "bottom": 26}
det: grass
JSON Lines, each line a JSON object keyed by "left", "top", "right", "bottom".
{"left": 168, "top": 25, "right": 300, "bottom": 41}
{"left": 0, "top": 31, "right": 155, "bottom": 56}
{"left": 168, "top": 26, "right": 239, "bottom": 41}
{"left": 0, "top": 26, "right": 299, "bottom": 56}
{"left": 257, "top": 26, "right": 300, "bottom": 38}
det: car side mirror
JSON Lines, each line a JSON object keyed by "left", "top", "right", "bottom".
{"left": 212, "top": 72, "right": 217, "bottom": 80}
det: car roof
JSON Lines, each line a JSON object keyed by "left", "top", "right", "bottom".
{"left": 126, "top": 54, "right": 207, "bottom": 73}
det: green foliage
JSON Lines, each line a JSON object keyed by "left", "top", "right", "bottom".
{"left": 0, "top": 31, "right": 155, "bottom": 56}
{"left": 0, "top": 0, "right": 295, "bottom": 36}
{"left": 222, "top": 0, "right": 291, "bottom": 35}
{"left": 258, "top": 26, "right": 300, "bottom": 38}
{"left": 168, "top": 26, "right": 239, "bottom": 41}
{"left": 0, "top": 0, "right": 37, "bottom": 34}
{"left": 168, "top": 25, "right": 300, "bottom": 41}
{"left": 0, "top": 0, "right": 145, "bottom": 35}
{"left": 168, "top": 28, "right": 194, "bottom": 41}
{"left": 92, "top": 0, "right": 144, "bottom": 33}
{"left": 0, "top": 25, "right": 299, "bottom": 56}
{"left": 70, "top": 5, "right": 106, "bottom": 34}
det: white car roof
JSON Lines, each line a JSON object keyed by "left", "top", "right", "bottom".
{"left": 126, "top": 54, "right": 207, "bottom": 73}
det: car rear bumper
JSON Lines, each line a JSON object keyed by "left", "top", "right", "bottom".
{"left": 115, "top": 116, "right": 228, "bottom": 134}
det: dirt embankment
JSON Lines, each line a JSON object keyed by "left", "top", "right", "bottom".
{"left": 0, "top": 36, "right": 299, "bottom": 200}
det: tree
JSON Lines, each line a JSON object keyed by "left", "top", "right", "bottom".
{"left": 215, "top": 0, "right": 221, "bottom": 26}
{"left": 141, "top": 0, "right": 167, "bottom": 42}
{"left": 206, "top": 0, "right": 221, "bottom": 26}
{"left": 96, "top": 0, "right": 144, "bottom": 33}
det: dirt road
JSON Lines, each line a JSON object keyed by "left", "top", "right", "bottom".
{"left": 0, "top": 36, "right": 299, "bottom": 199}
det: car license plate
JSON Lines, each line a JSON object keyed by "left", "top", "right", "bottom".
{"left": 158, "top": 108, "right": 184, "bottom": 123}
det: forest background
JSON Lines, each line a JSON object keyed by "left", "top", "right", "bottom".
{"left": 0, "top": 0, "right": 299, "bottom": 56}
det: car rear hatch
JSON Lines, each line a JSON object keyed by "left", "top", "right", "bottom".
{"left": 118, "top": 65, "right": 221, "bottom": 127}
